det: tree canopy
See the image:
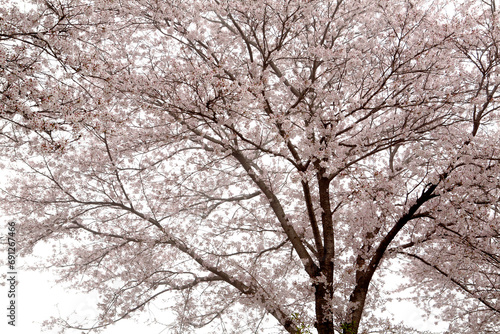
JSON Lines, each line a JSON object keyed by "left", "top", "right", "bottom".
{"left": 1, "top": 0, "right": 500, "bottom": 333}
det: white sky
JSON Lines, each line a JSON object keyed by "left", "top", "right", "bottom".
{"left": 0, "top": 256, "right": 171, "bottom": 334}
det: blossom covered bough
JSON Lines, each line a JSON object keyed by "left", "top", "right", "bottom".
{"left": 1, "top": 0, "right": 500, "bottom": 333}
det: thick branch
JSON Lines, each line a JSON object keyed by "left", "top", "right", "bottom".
{"left": 232, "top": 150, "right": 319, "bottom": 277}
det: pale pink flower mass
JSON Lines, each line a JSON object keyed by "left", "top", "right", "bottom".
{"left": 0, "top": 0, "right": 500, "bottom": 333}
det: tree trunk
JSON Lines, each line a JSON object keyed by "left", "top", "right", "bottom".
{"left": 314, "top": 282, "right": 335, "bottom": 334}
{"left": 315, "top": 172, "right": 336, "bottom": 334}
{"left": 342, "top": 285, "right": 369, "bottom": 334}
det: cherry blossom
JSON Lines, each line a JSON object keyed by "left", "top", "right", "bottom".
{"left": 1, "top": 1, "right": 500, "bottom": 333}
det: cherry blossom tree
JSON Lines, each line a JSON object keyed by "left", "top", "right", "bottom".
{"left": 1, "top": 0, "right": 500, "bottom": 333}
